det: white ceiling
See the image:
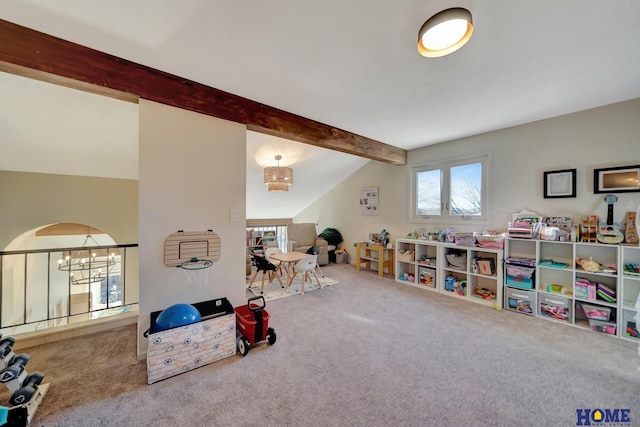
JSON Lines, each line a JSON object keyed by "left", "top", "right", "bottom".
{"left": 0, "top": 71, "right": 367, "bottom": 218}
{"left": 0, "top": 71, "right": 139, "bottom": 179}
{"left": 2, "top": 1, "right": 640, "bottom": 217}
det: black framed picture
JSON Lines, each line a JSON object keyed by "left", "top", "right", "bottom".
{"left": 544, "top": 169, "right": 576, "bottom": 198}
{"left": 594, "top": 165, "right": 640, "bottom": 193}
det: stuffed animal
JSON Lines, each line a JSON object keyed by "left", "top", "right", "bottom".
{"left": 575, "top": 257, "right": 600, "bottom": 272}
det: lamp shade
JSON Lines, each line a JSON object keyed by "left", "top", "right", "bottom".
{"left": 264, "top": 155, "right": 293, "bottom": 192}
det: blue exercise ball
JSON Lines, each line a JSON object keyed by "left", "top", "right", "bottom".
{"left": 155, "top": 303, "right": 201, "bottom": 331}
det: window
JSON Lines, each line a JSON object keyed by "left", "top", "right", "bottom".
{"left": 410, "top": 153, "right": 490, "bottom": 224}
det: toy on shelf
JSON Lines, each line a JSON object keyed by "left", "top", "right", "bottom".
{"left": 575, "top": 257, "right": 616, "bottom": 274}
{"left": 624, "top": 263, "right": 640, "bottom": 275}
{"left": 472, "top": 288, "right": 495, "bottom": 300}
{"left": 399, "top": 272, "right": 415, "bottom": 282}
{"left": 575, "top": 257, "right": 600, "bottom": 272}
{"left": 540, "top": 304, "right": 569, "bottom": 321}
{"left": 596, "top": 195, "right": 624, "bottom": 244}
{"left": 444, "top": 276, "right": 467, "bottom": 295}
{"left": 623, "top": 211, "right": 638, "bottom": 244}
{"left": 508, "top": 210, "right": 542, "bottom": 239}
{"left": 581, "top": 215, "right": 599, "bottom": 243}
{"left": 539, "top": 259, "right": 568, "bottom": 269}
{"left": 596, "top": 283, "right": 616, "bottom": 303}
{"left": 575, "top": 278, "right": 597, "bottom": 300}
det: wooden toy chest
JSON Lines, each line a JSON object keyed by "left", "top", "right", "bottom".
{"left": 146, "top": 298, "right": 236, "bottom": 384}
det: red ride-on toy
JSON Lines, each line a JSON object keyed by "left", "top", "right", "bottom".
{"left": 235, "top": 296, "right": 276, "bottom": 356}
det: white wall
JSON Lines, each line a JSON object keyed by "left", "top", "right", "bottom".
{"left": 0, "top": 171, "right": 138, "bottom": 248}
{"left": 298, "top": 98, "right": 640, "bottom": 262}
{"left": 138, "top": 100, "right": 247, "bottom": 357}
{"left": 0, "top": 172, "right": 138, "bottom": 330}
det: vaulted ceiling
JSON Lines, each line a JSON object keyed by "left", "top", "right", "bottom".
{"left": 2, "top": 1, "right": 640, "bottom": 218}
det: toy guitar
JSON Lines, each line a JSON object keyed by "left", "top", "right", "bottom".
{"left": 596, "top": 194, "right": 624, "bottom": 244}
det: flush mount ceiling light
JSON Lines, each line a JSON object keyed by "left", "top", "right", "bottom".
{"left": 264, "top": 155, "right": 293, "bottom": 192}
{"left": 418, "top": 7, "right": 473, "bottom": 58}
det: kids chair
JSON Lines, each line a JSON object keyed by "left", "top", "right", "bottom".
{"left": 248, "top": 255, "right": 283, "bottom": 294}
{"left": 287, "top": 254, "right": 320, "bottom": 295}
{"left": 265, "top": 247, "right": 285, "bottom": 278}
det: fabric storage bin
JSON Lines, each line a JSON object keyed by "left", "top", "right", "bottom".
{"left": 418, "top": 266, "right": 436, "bottom": 288}
{"left": 476, "top": 233, "right": 505, "bottom": 249}
{"left": 538, "top": 294, "right": 571, "bottom": 323}
{"left": 455, "top": 233, "right": 476, "bottom": 247}
{"left": 506, "top": 275, "right": 534, "bottom": 290}
{"left": 146, "top": 298, "right": 236, "bottom": 384}
{"left": 505, "top": 287, "right": 536, "bottom": 315}
{"left": 445, "top": 250, "right": 466, "bottom": 269}
{"left": 335, "top": 252, "right": 349, "bottom": 264}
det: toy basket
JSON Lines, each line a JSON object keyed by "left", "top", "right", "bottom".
{"left": 397, "top": 251, "right": 415, "bottom": 263}
{"left": 476, "top": 232, "right": 506, "bottom": 249}
{"left": 445, "top": 250, "right": 467, "bottom": 269}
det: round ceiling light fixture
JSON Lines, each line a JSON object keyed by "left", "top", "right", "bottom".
{"left": 418, "top": 7, "right": 473, "bottom": 58}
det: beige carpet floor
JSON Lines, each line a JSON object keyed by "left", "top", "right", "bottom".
{"left": 4, "top": 263, "right": 639, "bottom": 426}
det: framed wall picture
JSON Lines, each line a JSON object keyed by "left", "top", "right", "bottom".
{"left": 594, "top": 165, "right": 640, "bottom": 193}
{"left": 544, "top": 169, "right": 576, "bottom": 198}
{"left": 360, "top": 186, "right": 379, "bottom": 216}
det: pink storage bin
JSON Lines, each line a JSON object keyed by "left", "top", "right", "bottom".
{"left": 588, "top": 319, "right": 616, "bottom": 335}
{"left": 580, "top": 303, "right": 611, "bottom": 321}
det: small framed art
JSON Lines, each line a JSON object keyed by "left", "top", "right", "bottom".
{"left": 543, "top": 169, "right": 576, "bottom": 198}
{"left": 594, "top": 165, "right": 640, "bottom": 193}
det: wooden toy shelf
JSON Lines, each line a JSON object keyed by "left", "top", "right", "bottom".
{"left": 355, "top": 242, "right": 394, "bottom": 277}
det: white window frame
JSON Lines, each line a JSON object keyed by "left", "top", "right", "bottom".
{"left": 409, "top": 152, "right": 491, "bottom": 225}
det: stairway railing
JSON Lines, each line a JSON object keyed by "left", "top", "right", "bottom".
{"left": 0, "top": 244, "right": 139, "bottom": 335}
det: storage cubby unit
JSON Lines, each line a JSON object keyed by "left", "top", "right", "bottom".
{"left": 396, "top": 240, "right": 417, "bottom": 283}
{"left": 621, "top": 245, "right": 640, "bottom": 342}
{"left": 395, "top": 239, "right": 503, "bottom": 308}
{"left": 504, "top": 237, "right": 635, "bottom": 340}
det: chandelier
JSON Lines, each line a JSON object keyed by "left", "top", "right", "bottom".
{"left": 57, "top": 233, "right": 117, "bottom": 285}
{"left": 263, "top": 155, "right": 293, "bottom": 192}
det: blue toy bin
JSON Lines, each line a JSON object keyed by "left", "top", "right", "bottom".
{"left": 147, "top": 298, "right": 234, "bottom": 335}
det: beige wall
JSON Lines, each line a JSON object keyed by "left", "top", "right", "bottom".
{"left": 298, "top": 98, "right": 640, "bottom": 262}
{"left": 138, "top": 100, "right": 246, "bottom": 357}
{"left": 0, "top": 170, "right": 138, "bottom": 248}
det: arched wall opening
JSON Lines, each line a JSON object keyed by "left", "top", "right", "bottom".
{"left": 1, "top": 223, "right": 138, "bottom": 335}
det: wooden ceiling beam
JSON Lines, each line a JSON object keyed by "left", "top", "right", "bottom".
{"left": 36, "top": 223, "right": 104, "bottom": 237}
{"left": 0, "top": 19, "right": 406, "bottom": 165}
